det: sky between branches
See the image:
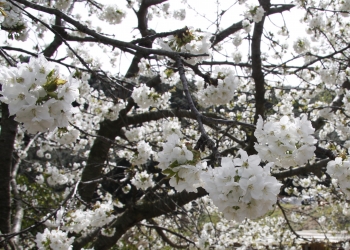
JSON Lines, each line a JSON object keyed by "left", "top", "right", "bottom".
{"left": 0, "top": 0, "right": 308, "bottom": 86}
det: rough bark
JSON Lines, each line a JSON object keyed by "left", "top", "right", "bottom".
{"left": 78, "top": 100, "right": 134, "bottom": 202}
{"left": 246, "top": 0, "right": 270, "bottom": 155}
{"left": 89, "top": 188, "right": 207, "bottom": 250}
{"left": 0, "top": 104, "right": 17, "bottom": 235}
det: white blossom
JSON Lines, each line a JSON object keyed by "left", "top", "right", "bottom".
{"left": 244, "top": 5, "right": 265, "bottom": 23}
{"left": 131, "top": 83, "right": 170, "bottom": 110}
{"left": 0, "top": 55, "right": 80, "bottom": 134}
{"left": 196, "top": 67, "right": 239, "bottom": 108}
{"left": 35, "top": 229, "right": 74, "bottom": 250}
{"left": 201, "top": 149, "right": 282, "bottom": 222}
{"left": 254, "top": 115, "right": 316, "bottom": 169}
{"left": 131, "top": 170, "right": 155, "bottom": 190}
{"left": 99, "top": 5, "right": 126, "bottom": 24}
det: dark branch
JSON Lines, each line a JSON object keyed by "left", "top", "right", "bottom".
{"left": 211, "top": 4, "right": 294, "bottom": 46}
{"left": 273, "top": 159, "right": 330, "bottom": 180}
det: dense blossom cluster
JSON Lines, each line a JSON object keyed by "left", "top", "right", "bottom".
{"left": 162, "top": 117, "right": 183, "bottom": 138}
{"left": 125, "top": 127, "right": 145, "bottom": 142}
{"left": 157, "top": 134, "right": 194, "bottom": 169}
{"left": 157, "top": 134, "right": 203, "bottom": 192}
{"left": 327, "top": 157, "right": 350, "bottom": 197}
{"left": 0, "top": 55, "right": 80, "bottom": 134}
{"left": 130, "top": 170, "right": 155, "bottom": 190}
{"left": 158, "top": 135, "right": 282, "bottom": 221}
{"left": 35, "top": 229, "right": 74, "bottom": 250}
{"left": 254, "top": 115, "right": 317, "bottom": 168}
{"left": 196, "top": 67, "right": 239, "bottom": 108}
{"left": 2, "top": 0, "right": 350, "bottom": 249}
{"left": 46, "top": 166, "right": 69, "bottom": 187}
{"left": 201, "top": 150, "right": 282, "bottom": 221}
{"left": 0, "top": 0, "right": 28, "bottom": 40}
{"left": 53, "top": 0, "right": 73, "bottom": 11}
{"left": 193, "top": 208, "right": 300, "bottom": 249}
{"left": 44, "top": 201, "right": 116, "bottom": 235}
{"left": 343, "top": 89, "right": 350, "bottom": 116}
{"left": 293, "top": 37, "right": 311, "bottom": 54}
{"left": 131, "top": 83, "right": 170, "bottom": 109}
{"left": 98, "top": 5, "right": 126, "bottom": 24}
{"left": 74, "top": 79, "right": 126, "bottom": 124}
{"left": 52, "top": 126, "right": 81, "bottom": 145}
{"left": 132, "top": 140, "right": 153, "bottom": 165}
{"left": 173, "top": 9, "right": 186, "bottom": 20}
{"left": 244, "top": 5, "right": 265, "bottom": 23}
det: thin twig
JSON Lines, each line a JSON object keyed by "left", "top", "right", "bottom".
{"left": 176, "top": 55, "right": 219, "bottom": 159}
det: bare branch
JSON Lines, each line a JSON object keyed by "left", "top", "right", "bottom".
{"left": 176, "top": 56, "right": 218, "bottom": 157}
{"left": 211, "top": 4, "right": 294, "bottom": 46}
{"left": 11, "top": 0, "right": 208, "bottom": 60}
{"left": 143, "top": 218, "right": 195, "bottom": 248}
{"left": 87, "top": 188, "right": 208, "bottom": 250}
{"left": 273, "top": 159, "right": 330, "bottom": 180}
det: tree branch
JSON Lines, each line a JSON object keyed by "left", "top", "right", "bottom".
{"left": 176, "top": 56, "right": 218, "bottom": 157}
{"left": 246, "top": 0, "right": 270, "bottom": 155}
{"left": 11, "top": 0, "right": 208, "bottom": 60}
{"left": 273, "top": 159, "right": 330, "bottom": 180}
{"left": 211, "top": 4, "right": 294, "bottom": 46}
{"left": 87, "top": 188, "right": 207, "bottom": 250}
{"left": 0, "top": 104, "right": 17, "bottom": 238}
{"left": 143, "top": 218, "right": 194, "bottom": 248}
{"left": 42, "top": 16, "right": 63, "bottom": 57}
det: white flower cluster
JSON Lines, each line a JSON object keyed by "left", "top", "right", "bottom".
{"left": 173, "top": 9, "right": 186, "bottom": 20}
{"left": 343, "top": 90, "right": 350, "bottom": 116}
{"left": 160, "top": 68, "right": 179, "bottom": 86}
{"left": 157, "top": 135, "right": 282, "bottom": 221}
{"left": 35, "top": 228, "right": 74, "bottom": 250}
{"left": 132, "top": 141, "right": 153, "bottom": 165}
{"left": 125, "top": 127, "right": 145, "bottom": 142}
{"left": 162, "top": 118, "right": 183, "bottom": 139}
{"left": 131, "top": 83, "right": 170, "bottom": 110}
{"left": 293, "top": 37, "right": 311, "bottom": 54}
{"left": 158, "top": 28, "right": 212, "bottom": 64}
{"left": 201, "top": 150, "right": 281, "bottom": 222}
{"left": 130, "top": 170, "right": 155, "bottom": 190}
{"left": 308, "top": 15, "right": 325, "bottom": 30}
{"left": 242, "top": 20, "right": 252, "bottom": 33}
{"left": 100, "top": 99, "right": 126, "bottom": 121}
{"left": 232, "top": 33, "right": 243, "bottom": 47}
{"left": 168, "top": 162, "right": 206, "bottom": 193}
{"left": 196, "top": 68, "right": 239, "bottom": 108}
{"left": 54, "top": 0, "right": 73, "bottom": 11}
{"left": 52, "top": 126, "right": 80, "bottom": 145}
{"left": 46, "top": 166, "right": 69, "bottom": 187}
{"left": 98, "top": 5, "right": 126, "bottom": 25}
{"left": 61, "top": 202, "right": 116, "bottom": 233}
{"left": 232, "top": 51, "right": 242, "bottom": 63}
{"left": 319, "top": 65, "right": 344, "bottom": 85}
{"left": 138, "top": 58, "right": 157, "bottom": 78}
{"left": 0, "top": 55, "right": 80, "bottom": 134}
{"left": 0, "top": 0, "right": 28, "bottom": 41}
{"left": 157, "top": 134, "right": 205, "bottom": 192}
{"left": 327, "top": 157, "right": 350, "bottom": 197}
{"left": 254, "top": 115, "right": 317, "bottom": 168}
{"left": 273, "top": 93, "right": 294, "bottom": 115}
{"left": 75, "top": 79, "right": 126, "bottom": 124}
{"left": 158, "top": 134, "right": 193, "bottom": 169}
{"left": 244, "top": 5, "right": 265, "bottom": 23}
